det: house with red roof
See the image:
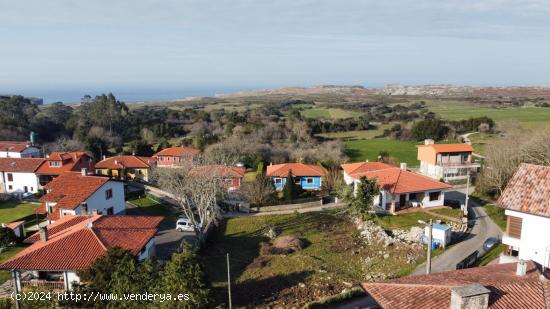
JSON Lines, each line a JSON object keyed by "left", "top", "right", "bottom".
{"left": 189, "top": 164, "right": 246, "bottom": 191}
{"left": 498, "top": 163, "right": 550, "bottom": 267}
{"left": 341, "top": 162, "right": 451, "bottom": 214}
{"left": 0, "top": 157, "right": 45, "bottom": 194}
{"left": 361, "top": 260, "right": 550, "bottom": 309}
{"left": 266, "top": 163, "right": 327, "bottom": 191}
{"left": 417, "top": 139, "right": 480, "bottom": 182}
{"left": 35, "top": 151, "right": 95, "bottom": 186}
{"left": 0, "top": 214, "right": 163, "bottom": 291}
{"left": 0, "top": 141, "right": 41, "bottom": 158}
{"left": 153, "top": 146, "right": 200, "bottom": 167}
{"left": 95, "top": 155, "right": 156, "bottom": 182}
{"left": 35, "top": 170, "right": 125, "bottom": 223}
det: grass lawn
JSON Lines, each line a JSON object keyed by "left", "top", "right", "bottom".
{"left": 484, "top": 204, "right": 506, "bottom": 231}
{"left": 0, "top": 201, "right": 40, "bottom": 224}
{"left": 202, "top": 210, "right": 424, "bottom": 307}
{"left": 301, "top": 108, "right": 362, "bottom": 119}
{"left": 429, "top": 207, "right": 463, "bottom": 219}
{"left": 468, "top": 132, "right": 498, "bottom": 156}
{"left": 0, "top": 246, "right": 28, "bottom": 284}
{"left": 127, "top": 196, "right": 178, "bottom": 222}
{"left": 425, "top": 100, "right": 550, "bottom": 129}
{"left": 474, "top": 243, "right": 505, "bottom": 267}
{"left": 373, "top": 212, "right": 439, "bottom": 230}
{"left": 243, "top": 171, "right": 259, "bottom": 182}
{"left": 344, "top": 138, "right": 419, "bottom": 166}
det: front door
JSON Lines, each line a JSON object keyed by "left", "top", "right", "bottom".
{"left": 399, "top": 194, "right": 406, "bottom": 208}
{"left": 24, "top": 186, "right": 28, "bottom": 193}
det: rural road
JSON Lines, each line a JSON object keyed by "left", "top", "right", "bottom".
{"left": 411, "top": 189, "right": 502, "bottom": 275}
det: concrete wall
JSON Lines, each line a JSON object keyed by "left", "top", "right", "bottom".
{"left": 503, "top": 209, "right": 550, "bottom": 267}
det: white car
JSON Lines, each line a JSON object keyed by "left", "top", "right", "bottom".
{"left": 176, "top": 218, "right": 194, "bottom": 232}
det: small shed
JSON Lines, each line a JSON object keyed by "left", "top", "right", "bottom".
{"left": 425, "top": 223, "right": 452, "bottom": 248}
{"left": 2, "top": 221, "right": 26, "bottom": 239}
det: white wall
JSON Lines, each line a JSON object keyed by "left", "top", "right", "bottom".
{"left": 420, "top": 190, "right": 446, "bottom": 208}
{"left": 138, "top": 238, "right": 156, "bottom": 261}
{"left": 79, "top": 181, "right": 125, "bottom": 215}
{"left": 419, "top": 161, "right": 443, "bottom": 179}
{"left": 0, "top": 147, "right": 41, "bottom": 158}
{"left": 0, "top": 172, "right": 40, "bottom": 193}
{"left": 65, "top": 271, "right": 80, "bottom": 291}
{"left": 503, "top": 209, "right": 550, "bottom": 267}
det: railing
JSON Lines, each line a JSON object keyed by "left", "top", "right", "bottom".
{"left": 438, "top": 162, "right": 481, "bottom": 168}
{"left": 21, "top": 280, "right": 65, "bottom": 290}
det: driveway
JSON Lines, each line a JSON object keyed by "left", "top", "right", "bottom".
{"left": 411, "top": 188, "right": 502, "bottom": 275}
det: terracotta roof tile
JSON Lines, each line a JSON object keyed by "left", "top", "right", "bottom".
{"left": 36, "top": 151, "right": 94, "bottom": 176}
{"left": 0, "top": 141, "right": 32, "bottom": 153}
{"left": 189, "top": 165, "right": 245, "bottom": 178}
{"left": 25, "top": 215, "right": 90, "bottom": 243}
{"left": 153, "top": 147, "right": 200, "bottom": 157}
{"left": 39, "top": 172, "right": 110, "bottom": 210}
{"left": 0, "top": 158, "right": 45, "bottom": 173}
{"left": 341, "top": 162, "right": 451, "bottom": 194}
{"left": 497, "top": 163, "right": 550, "bottom": 217}
{"left": 266, "top": 163, "right": 327, "bottom": 177}
{"left": 2, "top": 215, "right": 163, "bottom": 270}
{"left": 362, "top": 261, "right": 550, "bottom": 309}
{"left": 2, "top": 220, "right": 25, "bottom": 230}
{"left": 95, "top": 155, "right": 155, "bottom": 169}
{"left": 417, "top": 143, "right": 474, "bottom": 153}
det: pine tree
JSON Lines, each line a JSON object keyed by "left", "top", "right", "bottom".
{"left": 282, "top": 169, "right": 300, "bottom": 201}
{"left": 156, "top": 242, "right": 211, "bottom": 308}
{"left": 350, "top": 176, "right": 380, "bottom": 216}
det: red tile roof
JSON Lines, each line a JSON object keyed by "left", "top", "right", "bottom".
{"left": 0, "top": 158, "right": 45, "bottom": 173}
{"left": 362, "top": 261, "right": 550, "bottom": 309}
{"left": 36, "top": 151, "right": 94, "bottom": 176}
{"left": 341, "top": 162, "right": 451, "bottom": 194}
{"left": 95, "top": 155, "right": 155, "bottom": 169}
{"left": 266, "top": 163, "right": 327, "bottom": 177}
{"left": 0, "top": 141, "right": 32, "bottom": 153}
{"left": 1, "top": 215, "right": 163, "bottom": 271}
{"left": 2, "top": 220, "right": 25, "bottom": 230}
{"left": 39, "top": 172, "right": 110, "bottom": 210}
{"left": 497, "top": 163, "right": 550, "bottom": 217}
{"left": 189, "top": 165, "right": 245, "bottom": 178}
{"left": 417, "top": 143, "right": 474, "bottom": 153}
{"left": 154, "top": 147, "right": 200, "bottom": 157}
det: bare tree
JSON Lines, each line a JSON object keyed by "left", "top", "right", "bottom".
{"left": 241, "top": 174, "right": 276, "bottom": 207}
{"left": 152, "top": 156, "right": 237, "bottom": 245}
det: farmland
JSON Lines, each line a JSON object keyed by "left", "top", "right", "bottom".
{"left": 344, "top": 138, "right": 419, "bottom": 165}
{"left": 300, "top": 108, "right": 362, "bottom": 119}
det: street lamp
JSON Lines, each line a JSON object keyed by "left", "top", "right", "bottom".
{"left": 418, "top": 219, "right": 433, "bottom": 274}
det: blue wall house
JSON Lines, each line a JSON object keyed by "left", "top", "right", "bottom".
{"left": 266, "top": 163, "right": 327, "bottom": 191}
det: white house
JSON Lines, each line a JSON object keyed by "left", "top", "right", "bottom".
{"left": 0, "top": 141, "right": 41, "bottom": 158}
{"left": 341, "top": 162, "right": 451, "bottom": 214}
{"left": 499, "top": 163, "right": 550, "bottom": 267}
{"left": 36, "top": 169, "right": 126, "bottom": 223}
{"left": 0, "top": 157, "right": 45, "bottom": 194}
{"left": 416, "top": 140, "right": 480, "bottom": 182}
{"left": 0, "top": 215, "right": 163, "bottom": 291}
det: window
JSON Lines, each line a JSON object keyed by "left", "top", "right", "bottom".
{"left": 294, "top": 177, "right": 301, "bottom": 184}
{"left": 7, "top": 173, "right": 13, "bottom": 182}
{"left": 507, "top": 216, "right": 523, "bottom": 239}
{"left": 8, "top": 185, "right": 12, "bottom": 190}
{"left": 409, "top": 193, "right": 417, "bottom": 201}
{"left": 106, "top": 207, "right": 114, "bottom": 215}
{"left": 306, "top": 178, "right": 314, "bottom": 184}
{"left": 105, "top": 189, "right": 113, "bottom": 200}
{"left": 429, "top": 191, "right": 441, "bottom": 201}
{"left": 49, "top": 161, "right": 61, "bottom": 167}
{"left": 275, "top": 178, "right": 282, "bottom": 184}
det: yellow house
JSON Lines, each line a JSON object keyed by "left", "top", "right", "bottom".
{"left": 95, "top": 155, "right": 155, "bottom": 182}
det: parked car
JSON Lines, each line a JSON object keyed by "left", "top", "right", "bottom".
{"left": 483, "top": 237, "right": 499, "bottom": 251}
{"left": 176, "top": 218, "right": 194, "bottom": 232}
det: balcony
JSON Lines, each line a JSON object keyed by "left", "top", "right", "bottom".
{"left": 21, "top": 279, "right": 65, "bottom": 291}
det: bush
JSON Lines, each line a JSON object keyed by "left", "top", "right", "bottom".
{"left": 0, "top": 227, "right": 16, "bottom": 247}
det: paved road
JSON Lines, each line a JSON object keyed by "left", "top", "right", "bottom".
{"left": 411, "top": 189, "right": 502, "bottom": 275}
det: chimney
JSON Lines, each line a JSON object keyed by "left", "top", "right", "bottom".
{"left": 92, "top": 209, "right": 98, "bottom": 215}
{"left": 102, "top": 155, "right": 106, "bottom": 160}
{"left": 39, "top": 226, "right": 48, "bottom": 243}
{"left": 114, "top": 160, "right": 118, "bottom": 165}
{"left": 81, "top": 168, "right": 88, "bottom": 176}
{"left": 81, "top": 202, "right": 88, "bottom": 215}
{"left": 424, "top": 139, "right": 435, "bottom": 145}
{"left": 450, "top": 284, "right": 490, "bottom": 309}
{"left": 400, "top": 163, "right": 407, "bottom": 170}
{"left": 132, "top": 151, "right": 136, "bottom": 156}
{"left": 516, "top": 259, "right": 527, "bottom": 276}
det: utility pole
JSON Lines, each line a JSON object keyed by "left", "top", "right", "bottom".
{"left": 12, "top": 271, "right": 20, "bottom": 309}
{"left": 464, "top": 169, "right": 470, "bottom": 217}
{"left": 426, "top": 219, "right": 433, "bottom": 275}
{"left": 227, "top": 253, "right": 232, "bottom": 309}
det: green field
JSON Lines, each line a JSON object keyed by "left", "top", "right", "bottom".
{"left": 0, "top": 246, "right": 27, "bottom": 284}
{"left": 127, "top": 196, "right": 179, "bottom": 222}
{"left": 344, "top": 138, "right": 419, "bottom": 165}
{"left": 301, "top": 108, "right": 362, "bottom": 119}
{"left": 425, "top": 100, "right": 550, "bottom": 128}
{"left": 468, "top": 132, "right": 499, "bottom": 156}
{"left": 0, "top": 201, "right": 39, "bottom": 224}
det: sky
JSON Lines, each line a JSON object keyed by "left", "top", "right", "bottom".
{"left": 1, "top": 0, "right": 550, "bottom": 102}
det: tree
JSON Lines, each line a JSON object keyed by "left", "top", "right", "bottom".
{"left": 153, "top": 158, "right": 229, "bottom": 245}
{"left": 411, "top": 119, "right": 449, "bottom": 141}
{"left": 348, "top": 176, "right": 380, "bottom": 216}
{"left": 0, "top": 227, "right": 16, "bottom": 248}
{"left": 282, "top": 170, "right": 300, "bottom": 201}
{"left": 320, "top": 167, "right": 344, "bottom": 195}
{"left": 156, "top": 242, "right": 211, "bottom": 308}
{"left": 241, "top": 174, "right": 276, "bottom": 206}
{"left": 127, "top": 139, "right": 153, "bottom": 156}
